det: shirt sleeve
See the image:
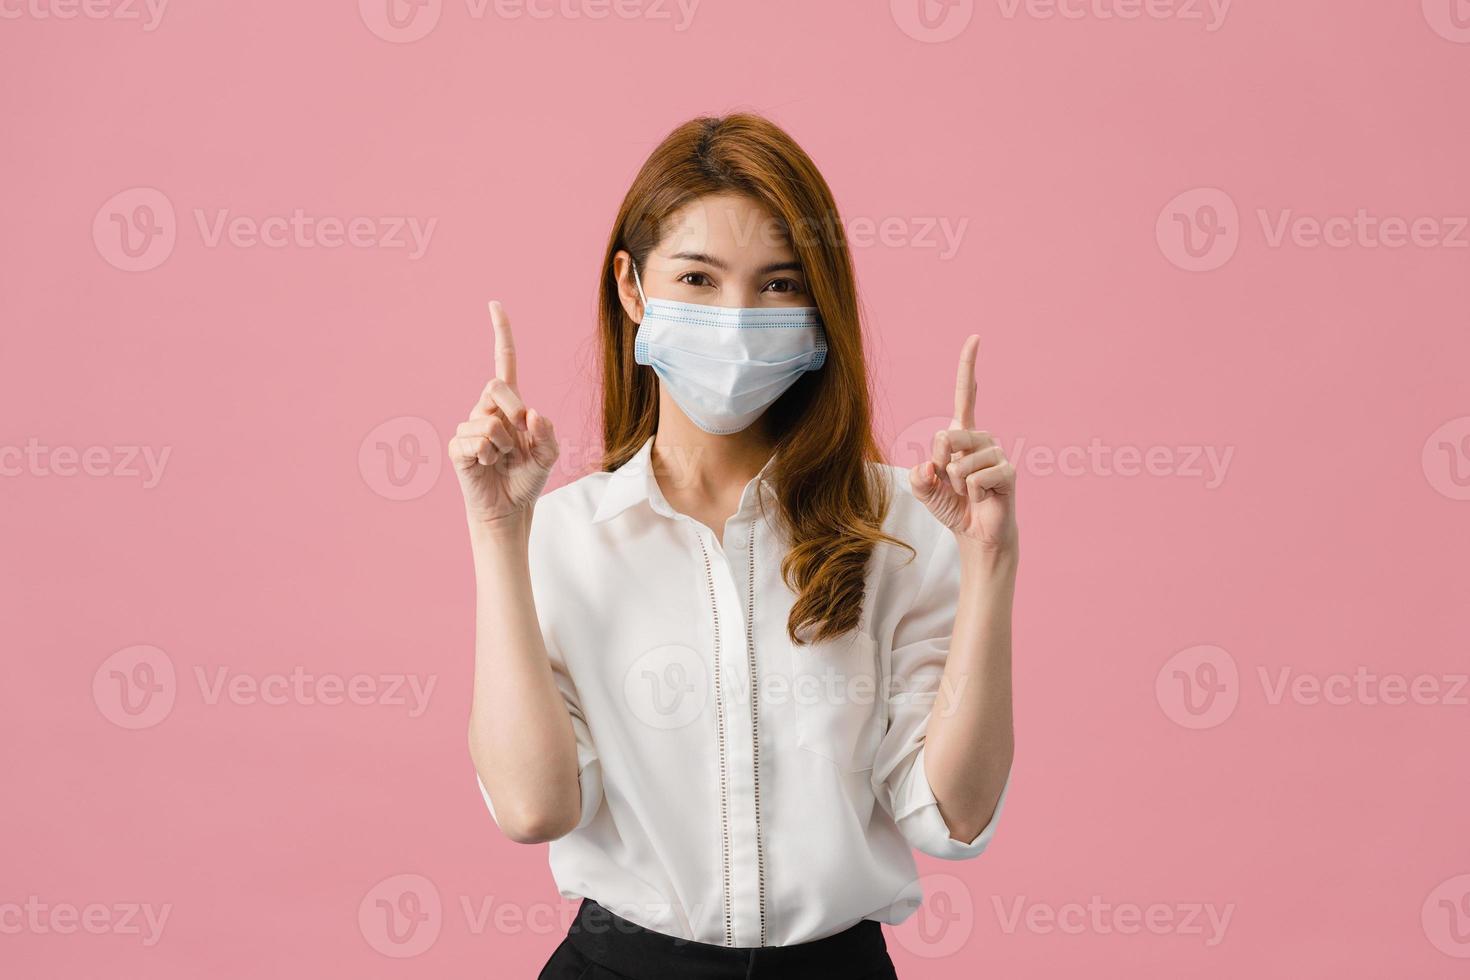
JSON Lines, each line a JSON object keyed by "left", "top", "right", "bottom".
{"left": 871, "top": 525, "right": 1011, "bottom": 860}
{"left": 474, "top": 504, "right": 604, "bottom": 834}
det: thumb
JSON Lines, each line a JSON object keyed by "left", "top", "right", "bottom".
{"left": 908, "top": 459, "right": 945, "bottom": 507}
{"left": 526, "top": 409, "right": 559, "bottom": 468}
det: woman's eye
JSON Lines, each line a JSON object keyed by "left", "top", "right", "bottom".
{"left": 678, "top": 272, "right": 714, "bottom": 287}
{"left": 763, "top": 278, "right": 804, "bottom": 294}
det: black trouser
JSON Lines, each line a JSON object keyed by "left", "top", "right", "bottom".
{"left": 538, "top": 899, "right": 900, "bottom": 980}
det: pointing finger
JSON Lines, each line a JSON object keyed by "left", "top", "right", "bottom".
{"left": 952, "top": 334, "right": 978, "bottom": 430}
{"left": 489, "top": 300, "right": 518, "bottom": 392}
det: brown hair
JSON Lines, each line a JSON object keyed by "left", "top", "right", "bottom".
{"left": 596, "top": 113, "right": 913, "bottom": 645}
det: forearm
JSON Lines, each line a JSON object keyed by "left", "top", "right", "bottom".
{"left": 922, "top": 540, "right": 1017, "bottom": 843}
{"left": 467, "top": 516, "right": 582, "bottom": 843}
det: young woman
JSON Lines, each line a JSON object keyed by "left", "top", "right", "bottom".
{"left": 454, "top": 114, "right": 1016, "bottom": 979}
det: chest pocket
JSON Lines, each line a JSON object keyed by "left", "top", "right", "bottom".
{"left": 790, "top": 627, "right": 884, "bottom": 773}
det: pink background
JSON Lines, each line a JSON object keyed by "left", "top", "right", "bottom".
{"left": 4, "top": 1, "right": 1469, "bottom": 976}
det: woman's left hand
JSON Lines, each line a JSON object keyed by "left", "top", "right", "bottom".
{"left": 909, "top": 334, "right": 1019, "bottom": 556}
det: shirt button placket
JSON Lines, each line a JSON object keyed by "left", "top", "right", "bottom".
{"left": 705, "top": 528, "right": 761, "bottom": 948}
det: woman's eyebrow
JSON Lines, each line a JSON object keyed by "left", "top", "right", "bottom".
{"left": 669, "top": 251, "right": 729, "bottom": 270}
{"left": 667, "top": 252, "right": 803, "bottom": 276}
{"left": 757, "top": 260, "right": 804, "bottom": 275}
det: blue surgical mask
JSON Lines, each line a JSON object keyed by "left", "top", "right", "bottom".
{"left": 631, "top": 260, "right": 827, "bottom": 435}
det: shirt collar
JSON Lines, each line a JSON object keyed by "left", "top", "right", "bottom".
{"left": 590, "top": 434, "right": 778, "bottom": 525}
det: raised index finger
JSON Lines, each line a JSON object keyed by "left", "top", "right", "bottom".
{"left": 489, "top": 300, "right": 518, "bottom": 391}
{"left": 952, "top": 334, "right": 979, "bottom": 430}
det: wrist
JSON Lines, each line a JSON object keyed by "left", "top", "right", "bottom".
{"left": 957, "top": 534, "right": 1019, "bottom": 579}
{"left": 468, "top": 510, "right": 531, "bottom": 548}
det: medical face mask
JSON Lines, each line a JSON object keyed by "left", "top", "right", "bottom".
{"left": 631, "top": 260, "right": 827, "bottom": 435}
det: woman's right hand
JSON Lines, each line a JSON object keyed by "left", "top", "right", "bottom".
{"left": 450, "top": 301, "right": 559, "bottom": 530}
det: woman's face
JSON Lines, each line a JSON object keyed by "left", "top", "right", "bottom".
{"left": 617, "top": 192, "right": 811, "bottom": 318}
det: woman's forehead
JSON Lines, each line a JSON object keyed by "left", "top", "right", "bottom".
{"left": 655, "top": 193, "right": 794, "bottom": 262}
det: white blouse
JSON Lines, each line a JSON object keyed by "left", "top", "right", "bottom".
{"left": 477, "top": 434, "right": 1010, "bottom": 947}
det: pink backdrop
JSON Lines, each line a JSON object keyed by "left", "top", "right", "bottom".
{"left": 3, "top": 1, "right": 1468, "bottom": 977}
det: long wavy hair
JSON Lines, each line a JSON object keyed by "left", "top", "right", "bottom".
{"left": 596, "top": 113, "right": 912, "bottom": 645}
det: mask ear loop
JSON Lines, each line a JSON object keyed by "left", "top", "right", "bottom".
{"left": 629, "top": 256, "right": 648, "bottom": 316}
